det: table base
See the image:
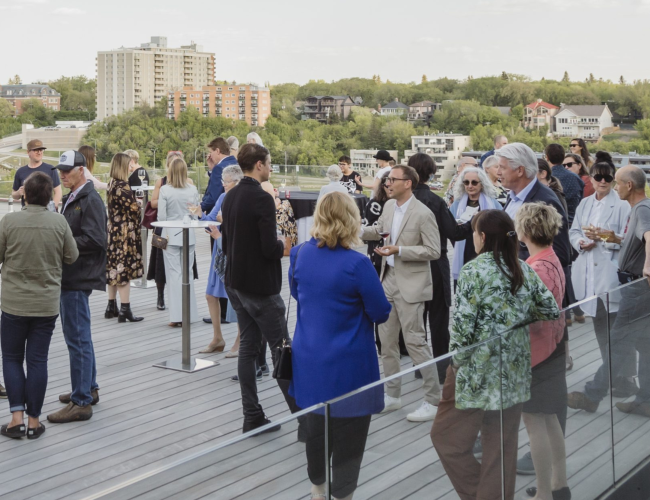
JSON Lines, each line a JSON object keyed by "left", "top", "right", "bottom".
{"left": 153, "top": 356, "right": 219, "bottom": 373}
{"left": 130, "top": 278, "right": 156, "bottom": 289}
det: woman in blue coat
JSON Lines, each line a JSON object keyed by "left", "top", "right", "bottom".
{"left": 289, "top": 191, "right": 391, "bottom": 500}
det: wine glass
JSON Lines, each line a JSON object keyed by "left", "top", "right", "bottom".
{"left": 138, "top": 168, "right": 146, "bottom": 185}
{"left": 598, "top": 223, "right": 613, "bottom": 254}
{"left": 187, "top": 192, "right": 201, "bottom": 221}
{"left": 379, "top": 230, "right": 390, "bottom": 246}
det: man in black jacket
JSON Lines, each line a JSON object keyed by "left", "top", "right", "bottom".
{"left": 47, "top": 151, "right": 107, "bottom": 424}
{"left": 222, "top": 143, "right": 298, "bottom": 433}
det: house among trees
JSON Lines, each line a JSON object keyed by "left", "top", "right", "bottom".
{"left": 302, "top": 95, "right": 357, "bottom": 122}
{"left": 523, "top": 99, "right": 559, "bottom": 132}
{"left": 554, "top": 104, "right": 614, "bottom": 140}
{"left": 379, "top": 98, "right": 409, "bottom": 116}
{"left": 408, "top": 101, "right": 442, "bottom": 123}
{"left": 0, "top": 84, "right": 61, "bottom": 115}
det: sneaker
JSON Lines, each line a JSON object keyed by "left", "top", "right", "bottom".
{"left": 231, "top": 369, "right": 263, "bottom": 382}
{"left": 616, "top": 401, "right": 650, "bottom": 418}
{"left": 0, "top": 383, "right": 7, "bottom": 399}
{"left": 59, "top": 389, "right": 99, "bottom": 406}
{"left": 567, "top": 392, "right": 599, "bottom": 413}
{"left": 517, "top": 450, "right": 535, "bottom": 475}
{"left": 242, "top": 413, "right": 281, "bottom": 434}
{"left": 259, "top": 364, "right": 270, "bottom": 377}
{"left": 381, "top": 394, "right": 402, "bottom": 413}
{"left": 472, "top": 437, "right": 482, "bottom": 458}
{"left": 47, "top": 402, "right": 93, "bottom": 423}
{"left": 407, "top": 401, "right": 437, "bottom": 422}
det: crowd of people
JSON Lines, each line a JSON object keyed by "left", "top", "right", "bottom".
{"left": 1, "top": 134, "right": 649, "bottom": 500}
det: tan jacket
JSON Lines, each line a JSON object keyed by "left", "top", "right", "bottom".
{"left": 362, "top": 196, "right": 441, "bottom": 303}
{"left": 0, "top": 206, "right": 79, "bottom": 317}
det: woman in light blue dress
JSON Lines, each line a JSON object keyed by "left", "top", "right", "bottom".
{"left": 198, "top": 165, "right": 242, "bottom": 354}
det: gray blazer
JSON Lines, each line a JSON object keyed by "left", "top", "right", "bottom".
{"left": 361, "top": 196, "right": 441, "bottom": 303}
{"left": 158, "top": 184, "right": 199, "bottom": 246}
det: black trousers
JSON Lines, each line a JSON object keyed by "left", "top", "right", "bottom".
{"left": 226, "top": 286, "right": 298, "bottom": 421}
{"left": 304, "top": 413, "right": 372, "bottom": 499}
{"left": 427, "top": 262, "right": 450, "bottom": 382}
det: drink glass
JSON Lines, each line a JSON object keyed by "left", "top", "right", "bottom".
{"left": 598, "top": 223, "right": 613, "bottom": 254}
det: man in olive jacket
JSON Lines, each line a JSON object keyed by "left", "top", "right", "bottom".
{"left": 47, "top": 151, "right": 107, "bottom": 424}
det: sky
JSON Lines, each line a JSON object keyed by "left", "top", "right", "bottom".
{"left": 1, "top": 0, "right": 650, "bottom": 86}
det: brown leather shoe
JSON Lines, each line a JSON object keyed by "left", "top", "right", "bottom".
{"left": 616, "top": 401, "right": 650, "bottom": 418}
{"left": 567, "top": 392, "right": 599, "bottom": 413}
{"left": 47, "top": 402, "right": 93, "bottom": 423}
{"left": 59, "top": 389, "right": 99, "bottom": 406}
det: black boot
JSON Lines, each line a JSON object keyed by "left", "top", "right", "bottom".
{"left": 104, "top": 300, "right": 119, "bottom": 319}
{"left": 118, "top": 303, "right": 144, "bottom": 323}
{"left": 156, "top": 288, "right": 165, "bottom": 311}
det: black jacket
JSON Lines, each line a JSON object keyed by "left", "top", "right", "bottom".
{"left": 222, "top": 177, "right": 284, "bottom": 295}
{"left": 505, "top": 180, "right": 572, "bottom": 268}
{"left": 413, "top": 184, "right": 472, "bottom": 306}
{"left": 60, "top": 182, "right": 108, "bottom": 291}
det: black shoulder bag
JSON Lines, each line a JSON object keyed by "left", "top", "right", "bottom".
{"left": 272, "top": 243, "right": 305, "bottom": 381}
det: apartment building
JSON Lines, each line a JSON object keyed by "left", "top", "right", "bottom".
{"left": 380, "top": 98, "right": 409, "bottom": 116}
{"left": 350, "top": 149, "right": 398, "bottom": 176}
{"left": 554, "top": 104, "right": 614, "bottom": 140}
{"left": 303, "top": 96, "right": 357, "bottom": 122}
{"left": 167, "top": 85, "right": 271, "bottom": 127}
{"left": 96, "top": 36, "right": 215, "bottom": 120}
{"left": 402, "top": 133, "right": 471, "bottom": 180}
{"left": 0, "top": 84, "right": 60, "bottom": 114}
{"left": 523, "top": 99, "right": 559, "bottom": 132}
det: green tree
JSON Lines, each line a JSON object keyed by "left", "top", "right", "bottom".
{"left": 421, "top": 74, "right": 428, "bottom": 84}
{"left": 7, "top": 75, "right": 21, "bottom": 85}
{"left": 0, "top": 99, "right": 15, "bottom": 118}
{"left": 561, "top": 71, "right": 570, "bottom": 83}
{"left": 510, "top": 104, "right": 524, "bottom": 121}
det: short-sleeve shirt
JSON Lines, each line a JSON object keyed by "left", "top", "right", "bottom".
{"left": 618, "top": 199, "right": 650, "bottom": 276}
{"left": 340, "top": 171, "right": 363, "bottom": 193}
{"left": 13, "top": 163, "right": 61, "bottom": 206}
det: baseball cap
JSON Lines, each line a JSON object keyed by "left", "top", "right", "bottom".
{"left": 26, "top": 139, "right": 46, "bottom": 151}
{"left": 53, "top": 150, "right": 86, "bottom": 171}
{"left": 373, "top": 150, "right": 394, "bottom": 162}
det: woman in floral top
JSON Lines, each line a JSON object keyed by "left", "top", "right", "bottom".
{"left": 105, "top": 153, "right": 144, "bottom": 323}
{"left": 431, "top": 210, "right": 560, "bottom": 500}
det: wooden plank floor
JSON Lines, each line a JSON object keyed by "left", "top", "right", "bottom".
{"left": 0, "top": 202, "right": 648, "bottom": 499}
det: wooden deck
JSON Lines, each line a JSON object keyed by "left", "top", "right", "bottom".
{"left": 0, "top": 203, "right": 648, "bottom": 499}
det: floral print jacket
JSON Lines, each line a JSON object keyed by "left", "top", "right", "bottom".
{"left": 451, "top": 252, "right": 560, "bottom": 410}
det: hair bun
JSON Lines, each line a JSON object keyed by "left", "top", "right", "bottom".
{"left": 595, "top": 151, "right": 613, "bottom": 162}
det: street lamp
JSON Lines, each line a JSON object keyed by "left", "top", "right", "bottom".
{"left": 194, "top": 147, "right": 202, "bottom": 194}
{"left": 150, "top": 148, "right": 157, "bottom": 170}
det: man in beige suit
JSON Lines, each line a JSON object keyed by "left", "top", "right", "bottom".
{"left": 362, "top": 165, "right": 442, "bottom": 422}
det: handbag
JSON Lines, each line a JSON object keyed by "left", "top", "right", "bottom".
{"left": 151, "top": 227, "right": 168, "bottom": 250}
{"left": 272, "top": 242, "right": 305, "bottom": 381}
{"left": 142, "top": 201, "right": 157, "bottom": 230}
{"left": 214, "top": 244, "right": 227, "bottom": 281}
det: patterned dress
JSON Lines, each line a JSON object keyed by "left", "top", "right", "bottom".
{"left": 451, "top": 252, "right": 560, "bottom": 410}
{"left": 276, "top": 200, "right": 298, "bottom": 247}
{"left": 106, "top": 179, "right": 143, "bottom": 285}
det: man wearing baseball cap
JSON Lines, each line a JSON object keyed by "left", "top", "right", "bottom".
{"left": 12, "top": 139, "right": 62, "bottom": 209}
{"left": 47, "top": 151, "right": 107, "bottom": 424}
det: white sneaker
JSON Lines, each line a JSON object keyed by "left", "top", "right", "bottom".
{"left": 407, "top": 401, "right": 437, "bottom": 422}
{"left": 381, "top": 394, "right": 402, "bottom": 413}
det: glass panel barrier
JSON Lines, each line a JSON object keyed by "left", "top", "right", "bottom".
{"left": 87, "top": 404, "right": 326, "bottom": 500}
{"left": 509, "top": 295, "right": 614, "bottom": 500}
{"left": 608, "top": 278, "right": 650, "bottom": 481}
{"left": 325, "top": 338, "right": 504, "bottom": 500}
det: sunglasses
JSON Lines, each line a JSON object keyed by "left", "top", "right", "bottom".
{"left": 569, "top": 144, "right": 580, "bottom": 147}
{"left": 463, "top": 179, "right": 480, "bottom": 186}
{"left": 563, "top": 162, "right": 579, "bottom": 168}
{"left": 593, "top": 174, "right": 614, "bottom": 183}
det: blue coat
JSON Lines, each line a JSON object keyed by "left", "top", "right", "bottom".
{"left": 201, "top": 155, "right": 238, "bottom": 213}
{"left": 288, "top": 238, "right": 391, "bottom": 416}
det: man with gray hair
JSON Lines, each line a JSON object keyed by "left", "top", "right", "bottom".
{"left": 568, "top": 165, "right": 650, "bottom": 418}
{"left": 479, "top": 134, "right": 508, "bottom": 168}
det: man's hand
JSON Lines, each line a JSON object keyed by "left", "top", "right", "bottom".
{"left": 596, "top": 228, "right": 619, "bottom": 245}
{"left": 579, "top": 239, "right": 597, "bottom": 251}
{"left": 17, "top": 186, "right": 24, "bottom": 197}
{"left": 374, "top": 245, "right": 399, "bottom": 257}
{"left": 207, "top": 155, "right": 215, "bottom": 169}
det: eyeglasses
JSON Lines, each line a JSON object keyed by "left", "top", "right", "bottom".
{"left": 593, "top": 174, "right": 614, "bottom": 183}
{"left": 463, "top": 179, "right": 480, "bottom": 186}
{"left": 569, "top": 143, "right": 580, "bottom": 147}
{"left": 563, "top": 162, "right": 579, "bottom": 168}
{"left": 384, "top": 177, "right": 408, "bottom": 185}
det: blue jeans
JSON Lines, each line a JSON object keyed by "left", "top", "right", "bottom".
{"left": 1, "top": 312, "right": 57, "bottom": 417}
{"left": 585, "top": 280, "right": 650, "bottom": 404}
{"left": 60, "top": 290, "right": 98, "bottom": 407}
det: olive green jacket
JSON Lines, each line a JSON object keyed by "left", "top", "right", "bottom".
{"left": 0, "top": 206, "right": 79, "bottom": 317}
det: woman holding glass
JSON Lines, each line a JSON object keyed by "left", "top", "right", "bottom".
{"left": 157, "top": 157, "right": 200, "bottom": 327}
{"left": 569, "top": 160, "right": 636, "bottom": 396}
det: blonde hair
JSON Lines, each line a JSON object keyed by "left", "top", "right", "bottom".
{"left": 311, "top": 192, "right": 361, "bottom": 249}
{"left": 109, "top": 153, "right": 131, "bottom": 182}
{"left": 168, "top": 157, "right": 189, "bottom": 188}
{"left": 79, "top": 145, "right": 95, "bottom": 173}
{"left": 514, "top": 202, "right": 563, "bottom": 247}
{"left": 166, "top": 151, "right": 184, "bottom": 169}
{"left": 123, "top": 149, "right": 139, "bottom": 162}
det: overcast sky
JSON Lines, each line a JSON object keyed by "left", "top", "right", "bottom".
{"left": 1, "top": 0, "right": 649, "bottom": 86}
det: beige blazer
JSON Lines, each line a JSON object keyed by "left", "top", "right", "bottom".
{"left": 361, "top": 196, "right": 441, "bottom": 303}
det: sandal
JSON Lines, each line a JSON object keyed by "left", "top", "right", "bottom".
{"left": 27, "top": 423, "right": 46, "bottom": 440}
{"left": 199, "top": 340, "right": 226, "bottom": 353}
{"left": 1, "top": 423, "right": 26, "bottom": 439}
{"left": 169, "top": 322, "right": 182, "bottom": 327}
{"left": 225, "top": 350, "right": 239, "bottom": 358}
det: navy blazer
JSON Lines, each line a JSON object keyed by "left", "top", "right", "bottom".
{"left": 505, "top": 181, "right": 572, "bottom": 268}
{"left": 201, "top": 155, "right": 238, "bottom": 213}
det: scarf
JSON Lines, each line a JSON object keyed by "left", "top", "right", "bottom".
{"left": 452, "top": 192, "right": 491, "bottom": 280}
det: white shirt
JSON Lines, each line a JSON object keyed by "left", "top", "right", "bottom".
{"left": 581, "top": 197, "right": 605, "bottom": 316}
{"left": 387, "top": 195, "right": 413, "bottom": 266}
{"left": 375, "top": 166, "right": 392, "bottom": 179}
